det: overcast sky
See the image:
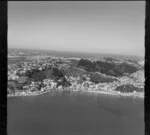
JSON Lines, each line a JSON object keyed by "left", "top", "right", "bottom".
{"left": 8, "top": 1, "right": 145, "bottom": 56}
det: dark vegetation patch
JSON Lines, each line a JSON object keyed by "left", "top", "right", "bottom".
{"left": 89, "top": 72, "right": 117, "bottom": 84}
{"left": 77, "top": 59, "right": 95, "bottom": 72}
{"left": 76, "top": 59, "right": 138, "bottom": 77}
{"left": 8, "top": 67, "right": 70, "bottom": 90}
{"left": 29, "top": 67, "right": 70, "bottom": 87}
{"left": 114, "top": 84, "right": 143, "bottom": 93}
{"left": 30, "top": 68, "right": 64, "bottom": 81}
{"left": 31, "top": 71, "right": 47, "bottom": 81}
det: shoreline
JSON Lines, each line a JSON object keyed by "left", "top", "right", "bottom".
{"left": 7, "top": 89, "right": 144, "bottom": 98}
{"left": 82, "top": 90, "right": 144, "bottom": 98}
{"left": 7, "top": 90, "right": 52, "bottom": 97}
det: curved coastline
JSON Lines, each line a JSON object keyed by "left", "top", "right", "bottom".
{"left": 7, "top": 89, "right": 144, "bottom": 98}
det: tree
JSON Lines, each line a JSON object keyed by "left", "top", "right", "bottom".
{"left": 31, "top": 71, "right": 46, "bottom": 81}
{"left": 77, "top": 58, "right": 138, "bottom": 77}
{"left": 90, "top": 73, "right": 116, "bottom": 84}
{"left": 24, "top": 70, "right": 32, "bottom": 77}
{"left": 45, "top": 68, "right": 64, "bottom": 79}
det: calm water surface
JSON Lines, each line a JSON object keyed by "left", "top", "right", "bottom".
{"left": 8, "top": 91, "right": 144, "bottom": 135}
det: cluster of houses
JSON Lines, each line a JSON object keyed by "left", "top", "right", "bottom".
{"left": 118, "top": 75, "right": 144, "bottom": 89}
{"left": 8, "top": 57, "right": 70, "bottom": 80}
{"left": 8, "top": 56, "right": 144, "bottom": 96}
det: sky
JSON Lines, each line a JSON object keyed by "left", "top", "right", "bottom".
{"left": 8, "top": 1, "right": 145, "bottom": 56}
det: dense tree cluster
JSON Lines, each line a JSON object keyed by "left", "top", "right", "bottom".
{"left": 77, "top": 59, "right": 138, "bottom": 77}
{"left": 30, "top": 67, "right": 64, "bottom": 81}
{"left": 89, "top": 73, "right": 117, "bottom": 84}
{"left": 24, "top": 70, "right": 32, "bottom": 77}
{"left": 31, "top": 71, "right": 46, "bottom": 81}
{"left": 77, "top": 59, "right": 95, "bottom": 72}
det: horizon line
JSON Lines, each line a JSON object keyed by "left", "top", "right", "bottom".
{"left": 8, "top": 46, "right": 144, "bottom": 58}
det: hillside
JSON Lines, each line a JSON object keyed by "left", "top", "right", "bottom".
{"left": 76, "top": 58, "right": 139, "bottom": 77}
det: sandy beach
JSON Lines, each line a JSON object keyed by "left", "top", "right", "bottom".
{"left": 7, "top": 88, "right": 144, "bottom": 98}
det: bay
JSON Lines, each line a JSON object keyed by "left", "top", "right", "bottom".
{"left": 7, "top": 91, "right": 144, "bottom": 135}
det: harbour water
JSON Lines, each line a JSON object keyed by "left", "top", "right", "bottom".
{"left": 7, "top": 91, "right": 144, "bottom": 135}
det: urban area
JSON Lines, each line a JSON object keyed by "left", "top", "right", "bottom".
{"left": 8, "top": 53, "right": 144, "bottom": 98}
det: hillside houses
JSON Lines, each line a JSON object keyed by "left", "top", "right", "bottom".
{"left": 7, "top": 56, "right": 144, "bottom": 96}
